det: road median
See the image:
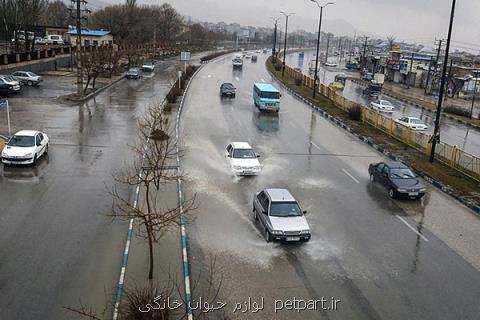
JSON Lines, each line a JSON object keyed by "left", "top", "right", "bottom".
{"left": 266, "top": 56, "right": 480, "bottom": 214}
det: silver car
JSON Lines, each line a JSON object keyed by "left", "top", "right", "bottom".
{"left": 11, "top": 71, "right": 43, "bottom": 86}
{"left": 253, "top": 188, "right": 311, "bottom": 242}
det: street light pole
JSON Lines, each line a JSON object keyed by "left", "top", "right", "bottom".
{"left": 280, "top": 11, "right": 294, "bottom": 78}
{"left": 310, "top": 1, "right": 333, "bottom": 98}
{"left": 271, "top": 17, "right": 279, "bottom": 62}
{"left": 430, "top": 0, "right": 456, "bottom": 163}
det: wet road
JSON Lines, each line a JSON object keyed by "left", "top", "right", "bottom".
{"left": 286, "top": 52, "right": 480, "bottom": 157}
{"left": 0, "top": 57, "right": 188, "bottom": 319}
{"left": 180, "top": 53, "right": 480, "bottom": 319}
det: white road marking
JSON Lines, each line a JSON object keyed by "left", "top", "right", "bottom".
{"left": 396, "top": 215, "right": 429, "bottom": 242}
{"left": 341, "top": 168, "right": 360, "bottom": 184}
{"left": 310, "top": 141, "right": 321, "bottom": 150}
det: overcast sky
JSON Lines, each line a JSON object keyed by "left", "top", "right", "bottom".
{"left": 102, "top": 0, "right": 480, "bottom": 52}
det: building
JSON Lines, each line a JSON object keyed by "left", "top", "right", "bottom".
{"left": 67, "top": 28, "right": 113, "bottom": 46}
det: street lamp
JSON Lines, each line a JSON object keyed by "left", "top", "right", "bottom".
{"left": 310, "top": 1, "right": 334, "bottom": 98}
{"left": 430, "top": 0, "right": 456, "bottom": 163}
{"left": 271, "top": 17, "right": 280, "bottom": 61}
{"left": 280, "top": 11, "right": 295, "bottom": 77}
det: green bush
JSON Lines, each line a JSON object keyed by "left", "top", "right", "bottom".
{"left": 444, "top": 106, "right": 471, "bottom": 117}
{"left": 348, "top": 104, "right": 363, "bottom": 121}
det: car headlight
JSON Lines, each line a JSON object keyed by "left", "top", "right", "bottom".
{"left": 271, "top": 230, "right": 283, "bottom": 235}
{"left": 233, "top": 165, "right": 242, "bottom": 170}
{"left": 300, "top": 230, "right": 310, "bottom": 235}
{"left": 254, "top": 166, "right": 261, "bottom": 170}
{"left": 397, "top": 188, "right": 407, "bottom": 192}
{"left": 419, "top": 188, "right": 426, "bottom": 192}
{"left": 24, "top": 153, "right": 33, "bottom": 157}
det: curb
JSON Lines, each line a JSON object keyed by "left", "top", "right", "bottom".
{"left": 351, "top": 79, "right": 480, "bottom": 130}
{"left": 79, "top": 75, "right": 126, "bottom": 103}
{"left": 267, "top": 62, "right": 480, "bottom": 217}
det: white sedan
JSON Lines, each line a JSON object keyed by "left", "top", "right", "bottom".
{"left": 1, "top": 130, "right": 49, "bottom": 165}
{"left": 370, "top": 99, "right": 394, "bottom": 113}
{"left": 324, "top": 62, "right": 337, "bottom": 67}
{"left": 225, "top": 142, "right": 261, "bottom": 176}
{"left": 394, "top": 117, "right": 428, "bottom": 130}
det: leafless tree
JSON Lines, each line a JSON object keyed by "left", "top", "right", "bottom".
{"left": 110, "top": 101, "right": 195, "bottom": 280}
{"left": 387, "top": 36, "right": 396, "bottom": 51}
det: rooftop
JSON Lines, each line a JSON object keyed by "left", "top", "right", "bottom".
{"left": 254, "top": 83, "right": 279, "bottom": 93}
{"left": 67, "top": 28, "right": 111, "bottom": 37}
{"left": 266, "top": 188, "right": 296, "bottom": 202}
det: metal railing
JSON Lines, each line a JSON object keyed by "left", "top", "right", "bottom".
{"left": 279, "top": 60, "right": 480, "bottom": 181}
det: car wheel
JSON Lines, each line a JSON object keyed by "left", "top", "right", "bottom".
{"left": 369, "top": 173, "right": 375, "bottom": 182}
{"left": 264, "top": 228, "right": 271, "bottom": 242}
{"left": 388, "top": 188, "right": 396, "bottom": 199}
{"left": 254, "top": 209, "right": 258, "bottom": 221}
{"left": 27, "top": 80, "right": 33, "bottom": 86}
{"left": 44, "top": 144, "right": 49, "bottom": 155}
{"left": 33, "top": 154, "right": 37, "bottom": 165}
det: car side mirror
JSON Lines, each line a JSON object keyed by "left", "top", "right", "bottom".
{"left": 262, "top": 210, "right": 268, "bottom": 215}
{"left": 303, "top": 210, "right": 307, "bottom": 214}
{"left": 256, "top": 154, "right": 260, "bottom": 158}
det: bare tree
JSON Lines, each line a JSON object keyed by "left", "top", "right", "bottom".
{"left": 110, "top": 101, "right": 195, "bottom": 280}
{"left": 387, "top": 36, "right": 396, "bottom": 51}
{"left": 80, "top": 47, "right": 112, "bottom": 94}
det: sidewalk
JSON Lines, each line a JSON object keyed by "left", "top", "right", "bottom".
{"left": 383, "top": 81, "right": 480, "bottom": 119}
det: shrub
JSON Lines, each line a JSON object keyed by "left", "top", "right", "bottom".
{"left": 444, "top": 106, "right": 471, "bottom": 117}
{"left": 295, "top": 77, "right": 303, "bottom": 86}
{"left": 274, "top": 63, "right": 282, "bottom": 71}
{"left": 348, "top": 104, "right": 363, "bottom": 121}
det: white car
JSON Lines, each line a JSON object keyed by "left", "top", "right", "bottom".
{"left": 0, "top": 75, "right": 21, "bottom": 92}
{"left": 141, "top": 61, "right": 155, "bottom": 72}
{"left": 324, "top": 62, "right": 337, "bottom": 67}
{"left": 394, "top": 117, "right": 428, "bottom": 130}
{"left": 225, "top": 142, "right": 261, "bottom": 175}
{"left": 1, "top": 130, "right": 49, "bottom": 165}
{"left": 370, "top": 99, "right": 394, "bottom": 113}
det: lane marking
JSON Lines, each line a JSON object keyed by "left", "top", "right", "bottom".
{"left": 341, "top": 168, "right": 360, "bottom": 184}
{"left": 290, "top": 120, "right": 298, "bottom": 129}
{"left": 310, "top": 141, "right": 321, "bottom": 150}
{"left": 396, "top": 215, "right": 429, "bottom": 242}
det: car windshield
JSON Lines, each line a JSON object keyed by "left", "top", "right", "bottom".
{"left": 382, "top": 101, "right": 393, "bottom": 106}
{"left": 233, "top": 148, "right": 256, "bottom": 158}
{"left": 270, "top": 202, "right": 302, "bottom": 217}
{"left": 260, "top": 91, "right": 280, "bottom": 99}
{"left": 27, "top": 72, "right": 37, "bottom": 77}
{"left": 223, "top": 83, "right": 234, "bottom": 89}
{"left": 8, "top": 135, "right": 35, "bottom": 147}
{"left": 390, "top": 168, "right": 416, "bottom": 179}
{"left": 410, "top": 118, "right": 424, "bottom": 124}
{"left": 128, "top": 69, "right": 138, "bottom": 74}
{"left": 2, "top": 76, "right": 15, "bottom": 82}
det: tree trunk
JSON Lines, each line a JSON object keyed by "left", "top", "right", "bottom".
{"left": 145, "top": 183, "right": 154, "bottom": 280}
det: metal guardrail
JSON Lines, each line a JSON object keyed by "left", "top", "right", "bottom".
{"left": 280, "top": 61, "right": 480, "bottom": 181}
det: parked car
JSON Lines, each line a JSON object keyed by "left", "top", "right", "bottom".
{"left": 362, "top": 72, "right": 374, "bottom": 81}
{"left": 368, "top": 161, "right": 426, "bottom": 199}
{"left": 253, "top": 188, "right": 311, "bottom": 242}
{"left": 363, "top": 83, "right": 382, "bottom": 98}
{"left": 328, "top": 81, "right": 344, "bottom": 91}
{"left": 11, "top": 71, "right": 43, "bottom": 86}
{"left": 44, "top": 35, "right": 63, "bottom": 45}
{"left": 35, "top": 37, "right": 47, "bottom": 45}
{"left": 251, "top": 55, "right": 258, "bottom": 62}
{"left": 126, "top": 68, "right": 141, "bottom": 79}
{"left": 0, "top": 75, "right": 21, "bottom": 93}
{"left": 1, "top": 130, "right": 49, "bottom": 165}
{"left": 394, "top": 116, "right": 428, "bottom": 130}
{"left": 0, "top": 77, "right": 20, "bottom": 95}
{"left": 370, "top": 99, "right": 394, "bottom": 113}
{"left": 225, "top": 142, "right": 261, "bottom": 175}
{"left": 220, "top": 82, "right": 236, "bottom": 98}
{"left": 141, "top": 61, "right": 155, "bottom": 72}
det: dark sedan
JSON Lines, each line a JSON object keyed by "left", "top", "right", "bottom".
{"left": 368, "top": 161, "right": 426, "bottom": 200}
{"left": 126, "top": 68, "right": 141, "bottom": 79}
{"left": 220, "top": 82, "right": 236, "bottom": 98}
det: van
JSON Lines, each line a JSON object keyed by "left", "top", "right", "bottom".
{"left": 44, "top": 35, "right": 64, "bottom": 45}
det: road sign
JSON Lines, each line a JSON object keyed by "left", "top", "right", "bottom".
{"left": 0, "top": 99, "right": 11, "bottom": 137}
{"left": 180, "top": 52, "right": 191, "bottom": 61}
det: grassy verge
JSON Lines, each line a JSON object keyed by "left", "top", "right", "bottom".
{"left": 354, "top": 78, "right": 480, "bottom": 127}
{"left": 267, "top": 58, "right": 480, "bottom": 205}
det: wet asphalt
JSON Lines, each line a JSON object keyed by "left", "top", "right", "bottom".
{"left": 0, "top": 57, "right": 187, "bottom": 319}
{"left": 286, "top": 52, "right": 480, "bottom": 157}
{"left": 180, "top": 53, "right": 480, "bottom": 319}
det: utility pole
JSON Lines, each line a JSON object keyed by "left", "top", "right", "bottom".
{"left": 271, "top": 18, "right": 279, "bottom": 59}
{"left": 428, "top": 39, "right": 443, "bottom": 95}
{"left": 362, "top": 36, "right": 369, "bottom": 70}
{"left": 69, "top": 0, "right": 89, "bottom": 94}
{"left": 407, "top": 52, "right": 414, "bottom": 89}
{"left": 338, "top": 37, "right": 343, "bottom": 62}
{"left": 470, "top": 71, "right": 478, "bottom": 119}
{"left": 425, "top": 39, "right": 442, "bottom": 94}
{"left": 430, "top": 0, "right": 456, "bottom": 163}
{"left": 325, "top": 34, "right": 330, "bottom": 64}
{"left": 280, "top": 11, "right": 294, "bottom": 78}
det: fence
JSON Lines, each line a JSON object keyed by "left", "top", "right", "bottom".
{"left": 279, "top": 59, "right": 480, "bottom": 181}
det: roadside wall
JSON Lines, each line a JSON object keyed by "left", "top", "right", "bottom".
{"left": 0, "top": 54, "right": 72, "bottom": 74}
